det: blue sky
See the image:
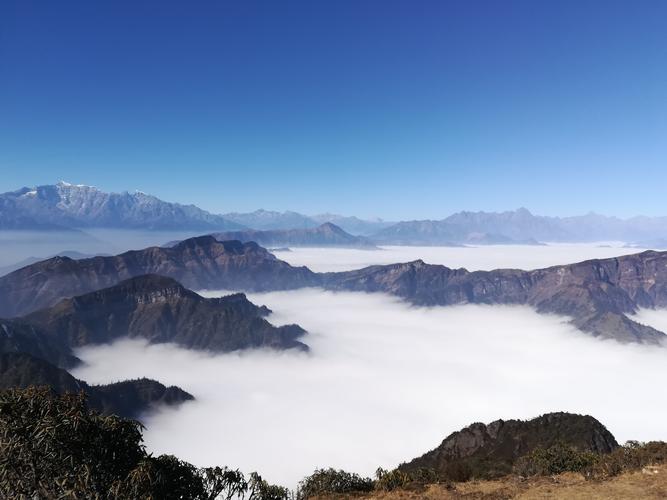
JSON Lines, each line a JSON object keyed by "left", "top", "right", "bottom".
{"left": 1, "top": 1, "right": 666, "bottom": 219}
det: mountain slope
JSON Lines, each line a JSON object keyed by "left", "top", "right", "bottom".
{"left": 0, "top": 352, "right": 193, "bottom": 418}
{"left": 207, "top": 222, "right": 376, "bottom": 248}
{"left": 22, "top": 274, "right": 308, "bottom": 352}
{"left": 0, "top": 235, "right": 318, "bottom": 317}
{"left": 323, "top": 251, "right": 667, "bottom": 344}
{"left": 0, "top": 182, "right": 244, "bottom": 231}
{"left": 400, "top": 412, "right": 618, "bottom": 479}
{"left": 0, "top": 319, "right": 80, "bottom": 368}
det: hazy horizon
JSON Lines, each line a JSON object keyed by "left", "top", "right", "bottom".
{"left": 8, "top": 180, "right": 667, "bottom": 221}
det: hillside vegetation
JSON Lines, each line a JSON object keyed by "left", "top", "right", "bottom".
{"left": 1, "top": 386, "right": 664, "bottom": 499}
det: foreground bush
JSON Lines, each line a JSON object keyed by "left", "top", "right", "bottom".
{"left": 0, "top": 386, "right": 289, "bottom": 499}
{"left": 296, "top": 468, "right": 373, "bottom": 499}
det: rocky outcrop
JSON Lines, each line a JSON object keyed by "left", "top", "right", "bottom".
{"left": 0, "top": 352, "right": 193, "bottom": 419}
{"left": 0, "top": 236, "right": 319, "bottom": 317}
{"left": 323, "top": 251, "right": 667, "bottom": 344}
{"left": 400, "top": 412, "right": 618, "bottom": 478}
{"left": 22, "top": 274, "right": 308, "bottom": 353}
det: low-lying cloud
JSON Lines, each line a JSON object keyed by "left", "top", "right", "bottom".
{"left": 273, "top": 243, "right": 650, "bottom": 272}
{"left": 72, "top": 288, "right": 667, "bottom": 488}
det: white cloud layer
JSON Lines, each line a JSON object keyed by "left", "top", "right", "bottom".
{"left": 273, "top": 243, "right": 650, "bottom": 272}
{"left": 72, "top": 288, "right": 667, "bottom": 488}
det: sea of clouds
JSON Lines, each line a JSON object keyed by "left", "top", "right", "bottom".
{"left": 72, "top": 280, "right": 667, "bottom": 487}
{"left": 272, "top": 242, "right": 651, "bottom": 272}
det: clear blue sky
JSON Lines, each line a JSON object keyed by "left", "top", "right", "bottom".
{"left": 1, "top": 1, "right": 666, "bottom": 219}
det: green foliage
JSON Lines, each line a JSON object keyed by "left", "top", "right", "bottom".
{"left": 585, "top": 440, "right": 667, "bottom": 480}
{"left": 513, "top": 441, "right": 600, "bottom": 477}
{"left": 248, "top": 472, "right": 291, "bottom": 500}
{"left": 0, "top": 386, "right": 289, "bottom": 500}
{"left": 0, "top": 386, "right": 145, "bottom": 498}
{"left": 296, "top": 467, "right": 373, "bottom": 499}
{"left": 374, "top": 467, "right": 412, "bottom": 491}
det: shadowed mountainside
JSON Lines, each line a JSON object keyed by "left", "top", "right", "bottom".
{"left": 0, "top": 352, "right": 193, "bottom": 418}
{"left": 22, "top": 274, "right": 308, "bottom": 353}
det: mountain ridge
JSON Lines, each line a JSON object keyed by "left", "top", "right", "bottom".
{"left": 22, "top": 274, "right": 308, "bottom": 353}
{"left": 0, "top": 236, "right": 319, "bottom": 317}
{"left": 322, "top": 250, "right": 667, "bottom": 344}
{"left": 3, "top": 235, "right": 667, "bottom": 344}
{"left": 204, "top": 222, "right": 376, "bottom": 249}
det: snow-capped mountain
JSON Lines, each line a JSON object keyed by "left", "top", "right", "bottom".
{"left": 0, "top": 182, "right": 245, "bottom": 231}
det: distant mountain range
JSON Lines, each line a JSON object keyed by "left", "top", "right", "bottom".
{"left": 0, "top": 182, "right": 243, "bottom": 231}
{"left": 372, "top": 208, "right": 667, "bottom": 246}
{"left": 198, "top": 222, "right": 376, "bottom": 249}
{"left": 0, "top": 183, "right": 391, "bottom": 234}
{"left": 6, "top": 183, "right": 667, "bottom": 245}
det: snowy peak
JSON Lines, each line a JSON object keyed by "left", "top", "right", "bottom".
{"left": 0, "top": 183, "right": 245, "bottom": 231}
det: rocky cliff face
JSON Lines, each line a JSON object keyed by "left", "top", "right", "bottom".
{"left": 323, "top": 251, "right": 667, "bottom": 344}
{"left": 22, "top": 274, "right": 308, "bottom": 353}
{"left": 400, "top": 412, "right": 618, "bottom": 478}
{"left": 0, "top": 352, "right": 193, "bottom": 419}
{"left": 0, "top": 235, "right": 319, "bottom": 317}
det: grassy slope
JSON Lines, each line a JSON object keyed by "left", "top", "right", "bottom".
{"left": 316, "top": 464, "right": 667, "bottom": 499}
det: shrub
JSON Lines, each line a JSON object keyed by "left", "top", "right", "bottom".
{"left": 374, "top": 467, "right": 412, "bottom": 491}
{"left": 248, "top": 472, "right": 291, "bottom": 500}
{"left": 513, "top": 442, "right": 599, "bottom": 477}
{"left": 585, "top": 441, "right": 667, "bottom": 480}
{"left": 296, "top": 468, "right": 373, "bottom": 499}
